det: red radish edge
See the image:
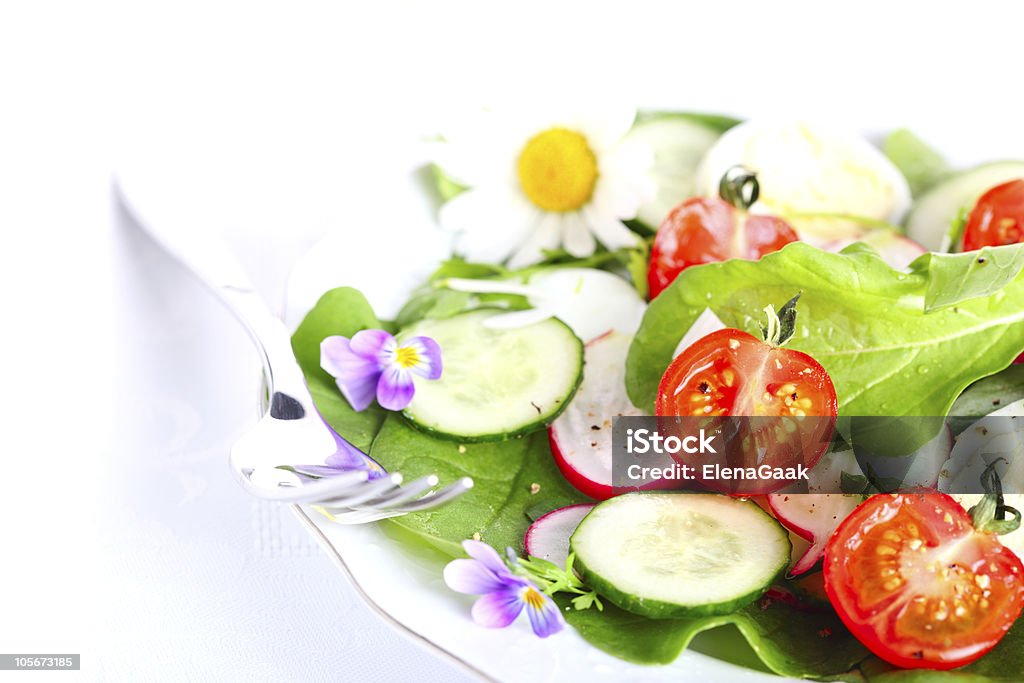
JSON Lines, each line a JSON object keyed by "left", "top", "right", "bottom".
{"left": 548, "top": 331, "right": 645, "bottom": 500}
{"left": 524, "top": 503, "right": 596, "bottom": 567}
{"left": 768, "top": 494, "right": 862, "bottom": 576}
{"left": 549, "top": 430, "right": 616, "bottom": 499}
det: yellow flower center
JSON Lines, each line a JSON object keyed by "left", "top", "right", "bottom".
{"left": 516, "top": 128, "right": 598, "bottom": 212}
{"left": 523, "top": 587, "right": 546, "bottom": 609}
{"left": 394, "top": 346, "right": 420, "bottom": 369}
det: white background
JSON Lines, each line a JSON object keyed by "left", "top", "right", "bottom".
{"left": 1, "top": 1, "right": 1022, "bottom": 681}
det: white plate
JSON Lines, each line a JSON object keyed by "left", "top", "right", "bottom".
{"left": 282, "top": 156, "right": 786, "bottom": 683}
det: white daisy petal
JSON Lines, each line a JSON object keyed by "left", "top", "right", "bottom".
{"left": 590, "top": 178, "right": 643, "bottom": 220}
{"left": 443, "top": 189, "right": 539, "bottom": 263}
{"left": 507, "top": 213, "right": 564, "bottom": 269}
{"left": 561, "top": 212, "right": 596, "bottom": 258}
{"left": 582, "top": 204, "right": 641, "bottom": 250}
{"left": 457, "top": 220, "right": 535, "bottom": 263}
{"left": 578, "top": 103, "right": 637, "bottom": 151}
{"left": 600, "top": 138, "right": 655, "bottom": 178}
{"left": 435, "top": 110, "right": 524, "bottom": 187}
{"left": 436, "top": 103, "right": 653, "bottom": 267}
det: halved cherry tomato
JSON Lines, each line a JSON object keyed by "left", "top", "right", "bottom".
{"left": 647, "top": 199, "right": 798, "bottom": 299}
{"left": 962, "top": 179, "right": 1024, "bottom": 364}
{"left": 824, "top": 492, "right": 1024, "bottom": 669}
{"left": 655, "top": 328, "right": 836, "bottom": 493}
{"left": 655, "top": 328, "right": 837, "bottom": 418}
{"left": 963, "top": 179, "right": 1024, "bottom": 251}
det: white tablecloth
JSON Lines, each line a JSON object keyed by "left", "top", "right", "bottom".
{"left": 95, "top": 207, "right": 473, "bottom": 682}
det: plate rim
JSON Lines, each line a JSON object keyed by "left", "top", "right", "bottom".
{"left": 290, "top": 505, "right": 494, "bottom": 682}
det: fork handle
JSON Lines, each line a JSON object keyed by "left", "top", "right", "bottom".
{"left": 219, "top": 284, "right": 312, "bottom": 415}
{"left": 130, "top": 209, "right": 313, "bottom": 414}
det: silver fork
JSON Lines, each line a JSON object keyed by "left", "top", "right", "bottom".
{"left": 116, "top": 180, "right": 473, "bottom": 523}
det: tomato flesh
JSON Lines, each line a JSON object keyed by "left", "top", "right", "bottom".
{"left": 655, "top": 329, "right": 837, "bottom": 493}
{"left": 963, "top": 179, "right": 1024, "bottom": 251}
{"left": 824, "top": 492, "right": 1024, "bottom": 669}
{"left": 655, "top": 329, "right": 836, "bottom": 418}
{"left": 648, "top": 197, "right": 798, "bottom": 299}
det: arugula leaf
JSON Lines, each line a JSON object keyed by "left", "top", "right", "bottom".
{"left": 623, "top": 240, "right": 650, "bottom": 299}
{"left": 366, "top": 415, "right": 588, "bottom": 557}
{"left": 883, "top": 129, "right": 951, "bottom": 197}
{"left": 290, "top": 287, "right": 388, "bottom": 451}
{"left": 396, "top": 248, "right": 650, "bottom": 328}
{"left": 394, "top": 258, "right": 523, "bottom": 328}
{"left": 428, "top": 257, "right": 509, "bottom": 281}
{"left": 912, "top": 244, "right": 1024, "bottom": 312}
{"left": 561, "top": 596, "right": 868, "bottom": 676}
{"left": 942, "top": 208, "right": 970, "bottom": 254}
{"left": 626, "top": 242, "right": 1024, "bottom": 417}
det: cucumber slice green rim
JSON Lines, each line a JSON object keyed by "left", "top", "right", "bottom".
{"left": 398, "top": 310, "right": 584, "bottom": 443}
{"left": 906, "top": 160, "right": 1024, "bottom": 252}
{"left": 623, "top": 115, "right": 725, "bottom": 232}
{"left": 571, "top": 493, "right": 791, "bottom": 618}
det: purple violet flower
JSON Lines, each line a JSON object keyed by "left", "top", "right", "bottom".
{"left": 320, "top": 330, "right": 442, "bottom": 412}
{"left": 443, "top": 540, "right": 564, "bottom": 638}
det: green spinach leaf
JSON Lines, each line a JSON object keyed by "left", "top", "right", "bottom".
{"left": 367, "top": 415, "right": 588, "bottom": 557}
{"left": 626, "top": 242, "right": 1024, "bottom": 417}
{"left": 290, "top": 287, "right": 388, "bottom": 451}
{"left": 562, "top": 595, "right": 868, "bottom": 676}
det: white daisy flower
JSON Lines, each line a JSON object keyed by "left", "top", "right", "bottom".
{"left": 435, "top": 104, "right": 655, "bottom": 268}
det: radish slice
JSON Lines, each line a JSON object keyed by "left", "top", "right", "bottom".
{"left": 787, "top": 532, "right": 813, "bottom": 573}
{"left": 767, "top": 493, "right": 862, "bottom": 576}
{"left": 822, "top": 229, "right": 927, "bottom": 270}
{"left": 749, "top": 495, "right": 816, "bottom": 574}
{"left": 549, "top": 331, "right": 646, "bottom": 499}
{"left": 939, "top": 399, "right": 1024, "bottom": 494}
{"left": 807, "top": 448, "right": 863, "bottom": 494}
{"left": 455, "top": 267, "right": 646, "bottom": 342}
{"left": 523, "top": 503, "right": 595, "bottom": 568}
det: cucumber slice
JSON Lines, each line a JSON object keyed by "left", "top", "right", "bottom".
{"left": 571, "top": 494, "right": 791, "bottom": 618}
{"left": 399, "top": 310, "right": 583, "bottom": 441}
{"left": 622, "top": 115, "right": 723, "bottom": 230}
{"left": 906, "top": 161, "right": 1024, "bottom": 251}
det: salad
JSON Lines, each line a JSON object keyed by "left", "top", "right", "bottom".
{"left": 289, "top": 108, "right": 1024, "bottom": 681}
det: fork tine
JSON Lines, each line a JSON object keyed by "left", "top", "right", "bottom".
{"left": 243, "top": 468, "right": 370, "bottom": 502}
{"left": 345, "top": 474, "right": 439, "bottom": 510}
{"left": 313, "top": 472, "right": 405, "bottom": 507}
{"left": 320, "top": 477, "right": 474, "bottom": 525}
{"left": 377, "top": 476, "right": 474, "bottom": 513}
